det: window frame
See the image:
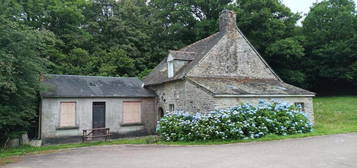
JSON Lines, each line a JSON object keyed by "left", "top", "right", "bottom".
{"left": 168, "top": 61, "right": 174, "bottom": 78}
{"left": 58, "top": 101, "right": 78, "bottom": 129}
{"left": 122, "top": 101, "right": 142, "bottom": 125}
{"left": 169, "top": 104, "right": 175, "bottom": 112}
{"left": 294, "top": 102, "right": 305, "bottom": 112}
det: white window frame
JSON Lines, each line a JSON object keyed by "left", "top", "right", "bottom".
{"left": 168, "top": 61, "right": 174, "bottom": 78}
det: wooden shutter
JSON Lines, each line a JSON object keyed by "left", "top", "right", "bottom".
{"left": 60, "top": 102, "right": 76, "bottom": 127}
{"left": 123, "top": 101, "right": 141, "bottom": 124}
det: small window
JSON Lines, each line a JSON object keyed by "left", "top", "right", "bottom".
{"left": 169, "top": 104, "right": 175, "bottom": 112}
{"left": 60, "top": 102, "right": 76, "bottom": 127}
{"left": 294, "top": 102, "right": 305, "bottom": 112}
{"left": 168, "top": 61, "right": 174, "bottom": 78}
{"left": 123, "top": 101, "right": 142, "bottom": 124}
{"left": 158, "top": 107, "right": 164, "bottom": 119}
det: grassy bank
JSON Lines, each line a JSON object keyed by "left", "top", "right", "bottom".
{"left": 0, "top": 136, "right": 157, "bottom": 165}
{"left": 0, "top": 136, "right": 156, "bottom": 158}
{"left": 1, "top": 96, "right": 357, "bottom": 160}
{"left": 313, "top": 96, "right": 357, "bottom": 133}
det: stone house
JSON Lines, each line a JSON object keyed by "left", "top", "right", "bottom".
{"left": 39, "top": 10, "right": 315, "bottom": 144}
{"left": 40, "top": 74, "right": 157, "bottom": 144}
{"left": 143, "top": 10, "right": 315, "bottom": 121}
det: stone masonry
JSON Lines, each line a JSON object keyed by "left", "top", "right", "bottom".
{"left": 144, "top": 10, "right": 315, "bottom": 122}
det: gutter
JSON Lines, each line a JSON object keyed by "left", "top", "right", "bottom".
{"left": 214, "top": 94, "right": 316, "bottom": 98}
{"left": 40, "top": 95, "right": 157, "bottom": 98}
{"left": 143, "top": 78, "right": 185, "bottom": 87}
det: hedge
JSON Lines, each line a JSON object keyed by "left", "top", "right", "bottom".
{"left": 156, "top": 100, "right": 312, "bottom": 141}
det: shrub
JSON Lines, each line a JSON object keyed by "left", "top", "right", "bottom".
{"left": 156, "top": 100, "right": 312, "bottom": 141}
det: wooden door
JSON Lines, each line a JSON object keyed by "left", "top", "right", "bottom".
{"left": 92, "top": 102, "right": 105, "bottom": 129}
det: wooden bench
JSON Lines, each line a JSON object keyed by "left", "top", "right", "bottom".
{"left": 82, "top": 128, "right": 112, "bottom": 142}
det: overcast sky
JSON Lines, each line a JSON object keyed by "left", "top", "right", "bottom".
{"left": 282, "top": 0, "right": 357, "bottom": 15}
{"left": 282, "top": 0, "right": 357, "bottom": 24}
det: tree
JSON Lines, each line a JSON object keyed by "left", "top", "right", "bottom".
{"left": 303, "top": 0, "right": 357, "bottom": 90}
{"left": 87, "top": 48, "right": 136, "bottom": 77}
{"left": 149, "top": 0, "right": 233, "bottom": 44}
{"left": 234, "top": 0, "right": 300, "bottom": 54}
{"left": 266, "top": 36, "right": 307, "bottom": 87}
{"left": 0, "top": 16, "right": 51, "bottom": 144}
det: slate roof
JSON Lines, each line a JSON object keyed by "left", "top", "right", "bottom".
{"left": 188, "top": 77, "right": 315, "bottom": 96}
{"left": 41, "top": 74, "right": 156, "bottom": 98}
{"left": 143, "top": 29, "right": 281, "bottom": 86}
{"left": 143, "top": 32, "right": 225, "bottom": 85}
{"left": 168, "top": 50, "right": 196, "bottom": 61}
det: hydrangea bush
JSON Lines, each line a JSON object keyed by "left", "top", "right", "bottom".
{"left": 156, "top": 100, "right": 312, "bottom": 141}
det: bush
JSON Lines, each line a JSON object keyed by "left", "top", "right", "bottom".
{"left": 156, "top": 100, "right": 312, "bottom": 141}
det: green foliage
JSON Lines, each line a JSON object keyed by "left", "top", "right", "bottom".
{"left": 95, "top": 48, "right": 136, "bottom": 77}
{"left": 234, "top": 0, "right": 300, "bottom": 52}
{"left": 0, "top": 16, "right": 50, "bottom": 144}
{"left": 346, "top": 61, "right": 357, "bottom": 82}
{"left": 3, "top": 0, "right": 354, "bottom": 89}
{"left": 266, "top": 37, "right": 308, "bottom": 86}
{"left": 149, "top": 0, "right": 232, "bottom": 43}
{"left": 157, "top": 101, "right": 312, "bottom": 141}
{"left": 303, "top": 0, "right": 357, "bottom": 86}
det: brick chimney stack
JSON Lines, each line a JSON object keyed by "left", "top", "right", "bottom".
{"left": 219, "top": 10, "right": 237, "bottom": 32}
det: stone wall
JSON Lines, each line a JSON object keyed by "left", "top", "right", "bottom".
{"left": 149, "top": 80, "right": 186, "bottom": 113}
{"left": 41, "top": 97, "right": 156, "bottom": 143}
{"left": 149, "top": 80, "right": 314, "bottom": 122}
{"left": 184, "top": 80, "right": 216, "bottom": 113}
{"left": 149, "top": 80, "right": 217, "bottom": 113}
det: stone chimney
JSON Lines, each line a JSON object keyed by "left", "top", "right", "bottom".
{"left": 219, "top": 9, "right": 237, "bottom": 32}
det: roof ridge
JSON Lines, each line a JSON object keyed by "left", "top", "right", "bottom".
{"left": 188, "top": 76, "right": 277, "bottom": 80}
{"left": 169, "top": 50, "right": 196, "bottom": 54}
{"left": 179, "top": 32, "right": 221, "bottom": 51}
{"left": 188, "top": 76, "right": 315, "bottom": 96}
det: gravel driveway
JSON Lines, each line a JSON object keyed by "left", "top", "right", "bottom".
{"left": 3, "top": 133, "right": 357, "bottom": 168}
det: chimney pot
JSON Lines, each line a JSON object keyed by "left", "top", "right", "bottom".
{"left": 219, "top": 10, "right": 237, "bottom": 32}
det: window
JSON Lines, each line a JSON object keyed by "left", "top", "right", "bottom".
{"left": 169, "top": 104, "right": 175, "bottom": 112}
{"left": 294, "top": 102, "right": 305, "bottom": 112}
{"left": 168, "top": 61, "right": 174, "bottom": 78}
{"left": 123, "top": 101, "right": 142, "bottom": 124}
{"left": 60, "top": 102, "right": 76, "bottom": 127}
{"left": 158, "top": 107, "right": 164, "bottom": 120}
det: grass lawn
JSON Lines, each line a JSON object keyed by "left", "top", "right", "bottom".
{"left": 313, "top": 96, "right": 357, "bottom": 134}
{"left": 1, "top": 96, "right": 357, "bottom": 162}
